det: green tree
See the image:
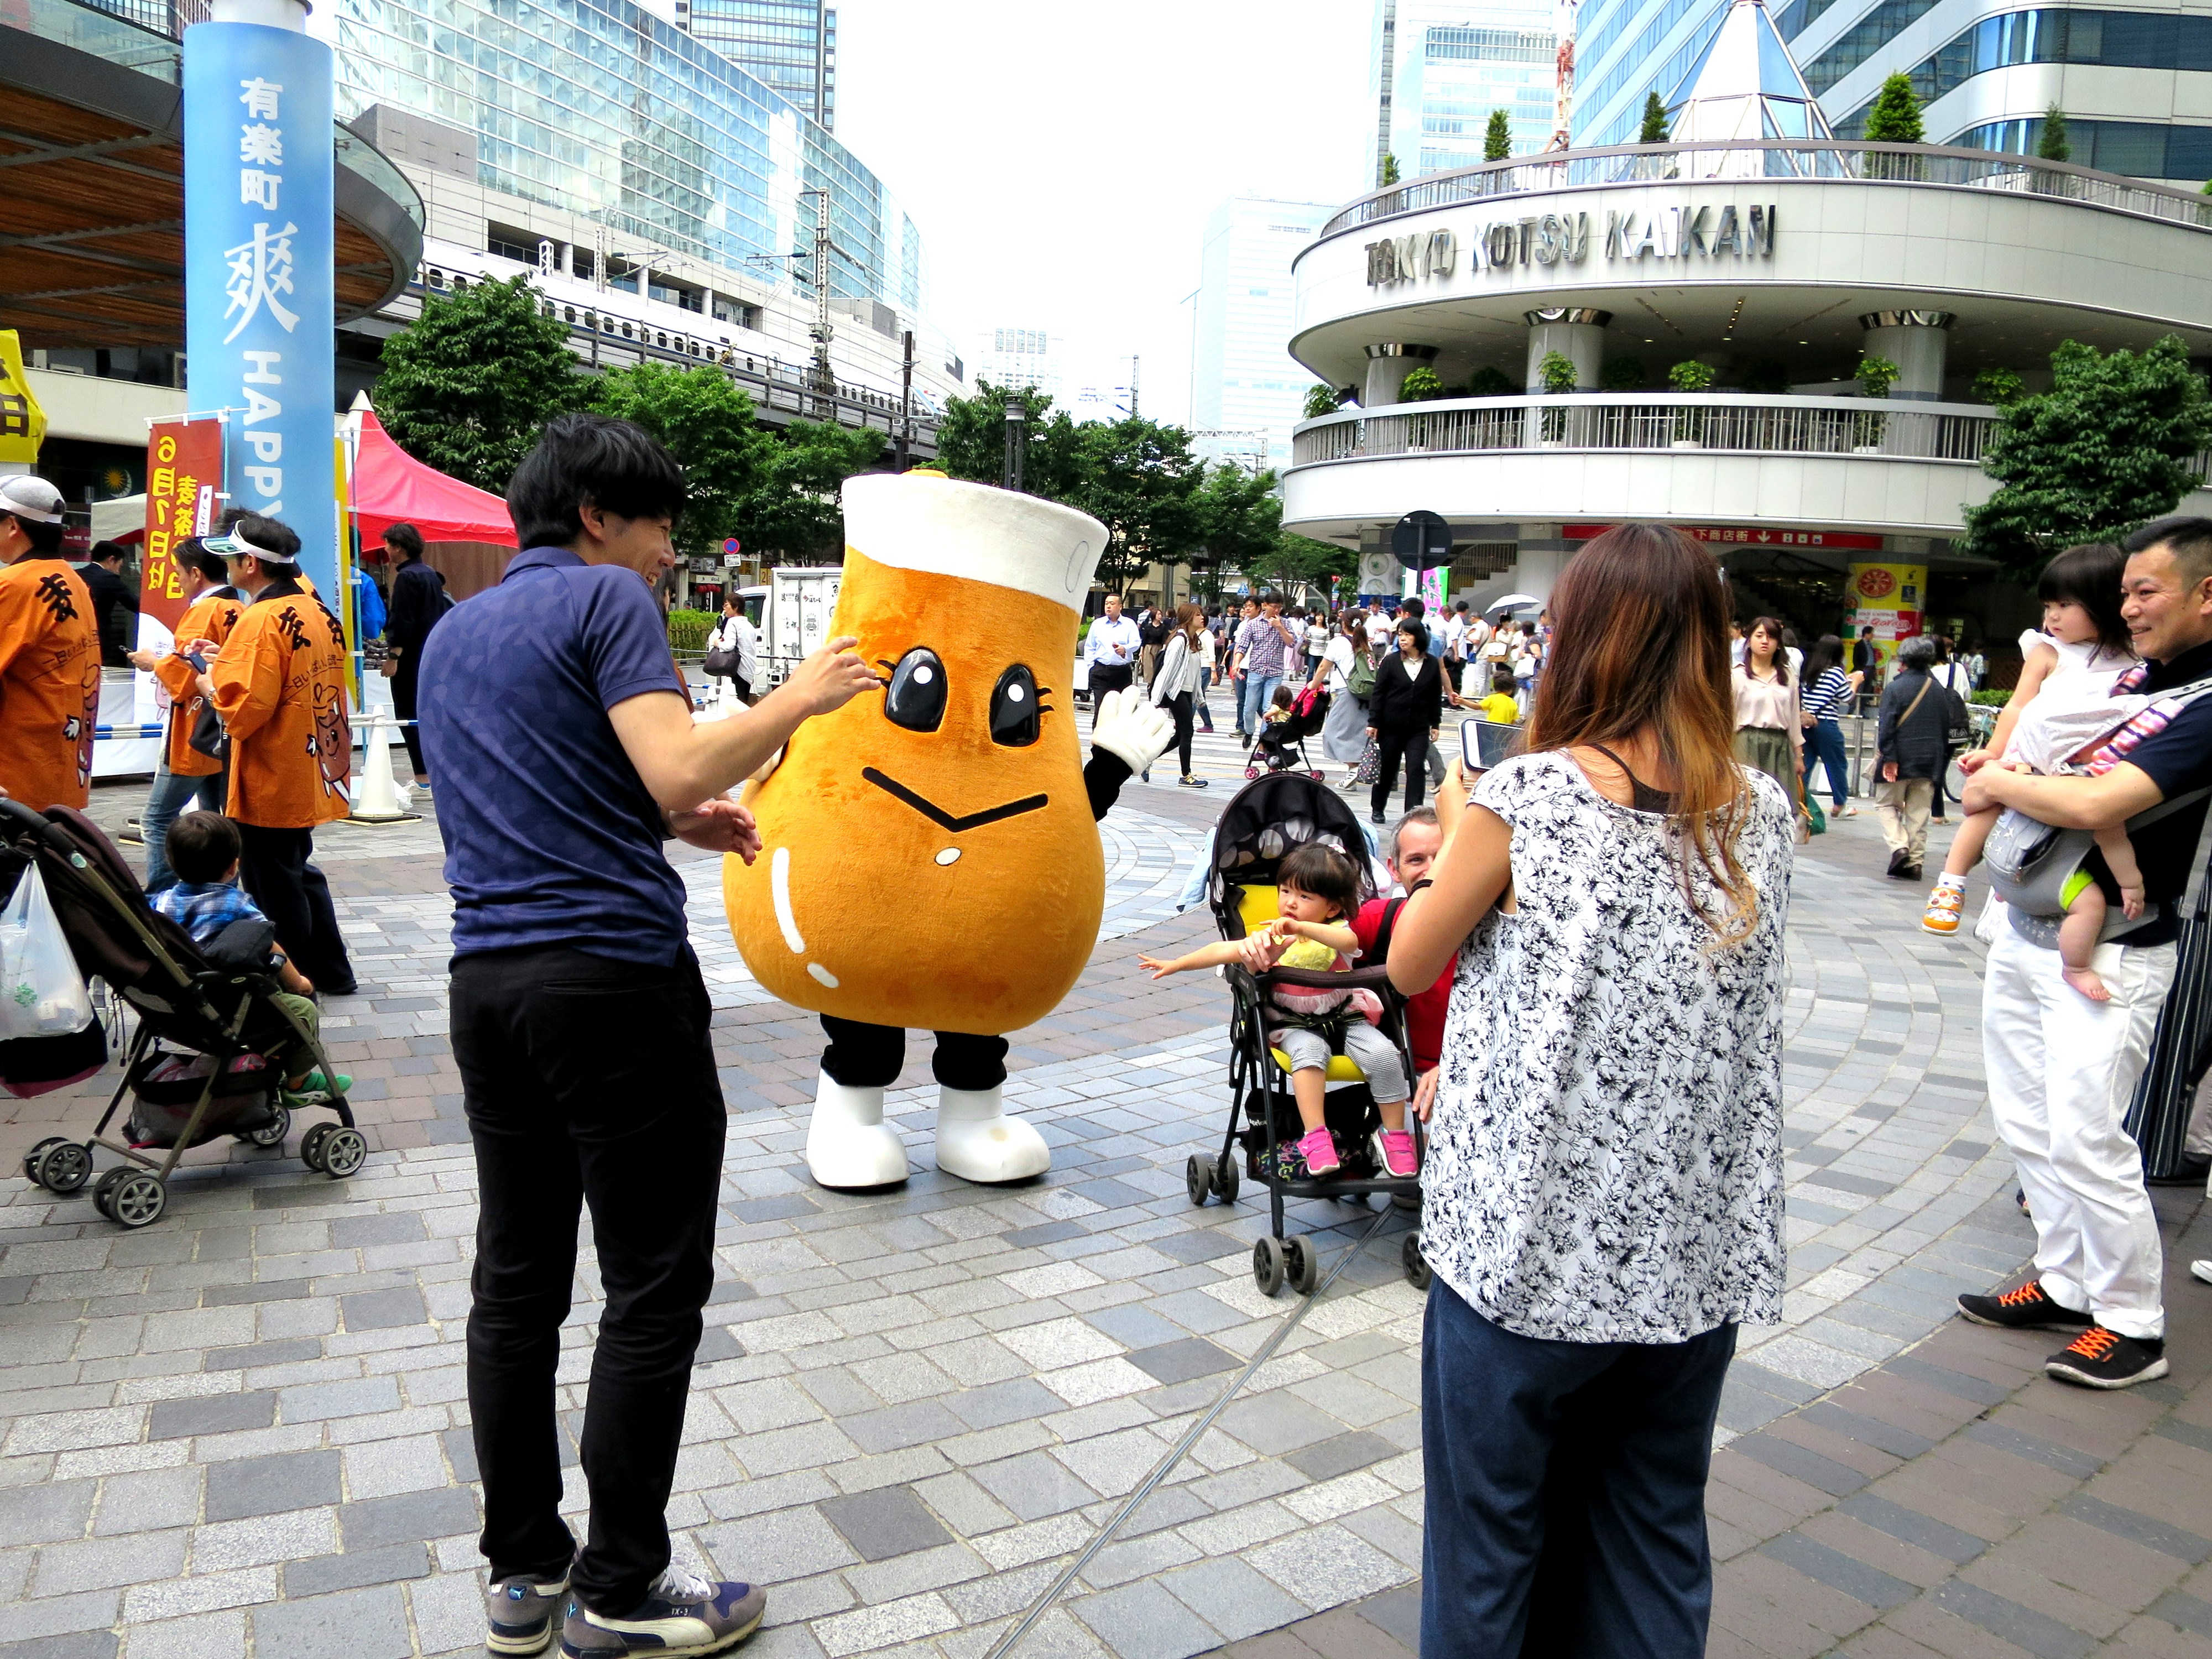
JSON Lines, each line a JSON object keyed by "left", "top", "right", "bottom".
{"left": 1380, "top": 153, "right": 1400, "bottom": 187}
{"left": 1192, "top": 463, "right": 1285, "bottom": 597}
{"left": 1399, "top": 365, "right": 1446, "bottom": 402}
{"left": 1302, "top": 383, "right": 1347, "bottom": 420}
{"left": 376, "top": 275, "right": 588, "bottom": 492}
{"left": 1639, "top": 92, "right": 1670, "bottom": 143}
{"left": 1971, "top": 366, "right": 2026, "bottom": 406}
{"left": 1861, "top": 73, "right": 1924, "bottom": 143}
{"left": 1960, "top": 336, "right": 2212, "bottom": 574}
{"left": 1484, "top": 109, "right": 1512, "bottom": 161}
{"left": 1256, "top": 529, "right": 1356, "bottom": 602}
{"left": 1067, "top": 418, "right": 1204, "bottom": 598}
{"left": 931, "top": 380, "right": 1082, "bottom": 500}
{"left": 593, "top": 363, "right": 774, "bottom": 560}
{"left": 745, "top": 421, "right": 886, "bottom": 563}
{"left": 2037, "top": 105, "right": 2071, "bottom": 161}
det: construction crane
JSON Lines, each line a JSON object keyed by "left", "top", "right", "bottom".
{"left": 1545, "top": 0, "right": 1580, "bottom": 151}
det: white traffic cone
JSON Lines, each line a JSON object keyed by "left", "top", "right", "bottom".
{"left": 348, "top": 713, "right": 420, "bottom": 824}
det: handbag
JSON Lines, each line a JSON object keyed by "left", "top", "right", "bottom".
{"left": 1353, "top": 737, "right": 1383, "bottom": 786}
{"left": 188, "top": 700, "right": 228, "bottom": 762}
{"left": 702, "top": 646, "right": 740, "bottom": 679}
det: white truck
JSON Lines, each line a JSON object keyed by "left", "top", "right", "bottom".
{"left": 731, "top": 566, "right": 844, "bottom": 690}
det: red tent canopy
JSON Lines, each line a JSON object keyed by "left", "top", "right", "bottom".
{"left": 353, "top": 408, "right": 517, "bottom": 554}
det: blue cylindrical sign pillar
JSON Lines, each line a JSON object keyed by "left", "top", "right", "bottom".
{"left": 184, "top": 1, "right": 336, "bottom": 598}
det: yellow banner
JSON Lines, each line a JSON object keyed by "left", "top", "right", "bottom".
{"left": 0, "top": 331, "right": 47, "bottom": 466}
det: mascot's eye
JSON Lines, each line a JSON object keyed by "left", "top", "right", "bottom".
{"left": 990, "top": 665, "right": 1042, "bottom": 747}
{"left": 884, "top": 648, "right": 947, "bottom": 732}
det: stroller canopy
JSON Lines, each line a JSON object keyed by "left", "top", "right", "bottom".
{"left": 1210, "top": 774, "right": 1377, "bottom": 902}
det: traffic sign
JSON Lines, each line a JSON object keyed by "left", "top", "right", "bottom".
{"left": 722, "top": 538, "right": 742, "bottom": 555}
{"left": 1391, "top": 510, "right": 1453, "bottom": 572}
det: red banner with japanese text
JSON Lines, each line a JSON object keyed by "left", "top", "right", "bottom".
{"left": 140, "top": 417, "right": 223, "bottom": 633}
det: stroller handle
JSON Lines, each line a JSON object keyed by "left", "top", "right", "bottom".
{"left": 0, "top": 797, "right": 72, "bottom": 852}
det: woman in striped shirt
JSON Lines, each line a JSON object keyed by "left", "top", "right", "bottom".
{"left": 1799, "top": 634, "right": 1862, "bottom": 816}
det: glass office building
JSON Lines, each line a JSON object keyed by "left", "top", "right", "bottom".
{"left": 1574, "top": 0, "right": 2211, "bottom": 185}
{"left": 681, "top": 0, "right": 835, "bottom": 130}
{"left": 1370, "top": 0, "right": 1560, "bottom": 180}
{"left": 331, "top": 0, "right": 916, "bottom": 312}
{"left": 1190, "top": 198, "right": 1333, "bottom": 472}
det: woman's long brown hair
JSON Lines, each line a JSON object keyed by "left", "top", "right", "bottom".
{"left": 1174, "top": 601, "right": 1204, "bottom": 645}
{"left": 1524, "top": 523, "right": 1761, "bottom": 945}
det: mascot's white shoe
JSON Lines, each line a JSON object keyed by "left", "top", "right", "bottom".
{"left": 805, "top": 1073, "right": 910, "bottom": 1189}
{"left": 934, "top": 1086, "right": 1051, "bottom": 1183}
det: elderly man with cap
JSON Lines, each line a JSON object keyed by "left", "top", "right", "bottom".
{"left": 192, "top": 514, "right": 358, "bottom": 995}
{"left": 129, "top": 540, "right": 242, "bottom": 892}
{"left": 0, "top": 475, "right": 100, "bottom": 812}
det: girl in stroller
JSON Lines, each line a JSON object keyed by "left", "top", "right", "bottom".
{"left": 1248, "top": 682, "right": 1329, "bottom": 780}
{"left": 1141, "top": 841, "right": 1416, "bottom": 1178}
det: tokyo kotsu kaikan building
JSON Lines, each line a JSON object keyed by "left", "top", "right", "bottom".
{"left": 1286, "top": 0, "right": 2212, "bottom": 644}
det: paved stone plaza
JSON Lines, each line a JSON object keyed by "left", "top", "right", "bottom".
{"left": 2, "top": 766, "right": 2208, "bottom": 1659}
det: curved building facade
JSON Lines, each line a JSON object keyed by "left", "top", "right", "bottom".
{"left": 1282, "top": 133, "right": 2212, "bottom": 635}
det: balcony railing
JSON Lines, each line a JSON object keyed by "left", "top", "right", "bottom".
{"left": 1291, "top": 394, "right": 2001, "bottom": 467}
{"left": 1316, "top": 140, "right": 2212, "bottom": 239}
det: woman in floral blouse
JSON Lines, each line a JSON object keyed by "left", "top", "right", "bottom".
{"left": 1386, "top": 523, "right": 1793, "bottom": 1659}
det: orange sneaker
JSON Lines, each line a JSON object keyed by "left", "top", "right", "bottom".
{"left": 1922, "top": 881, "right": 1964, "bottom": 934}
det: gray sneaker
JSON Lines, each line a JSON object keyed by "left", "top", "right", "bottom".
{"left": 560, "top": 1568, "right": 765, "bottom": 1657}
{"left": 487, "top": 1563, "right": 572, "bottom": 1655}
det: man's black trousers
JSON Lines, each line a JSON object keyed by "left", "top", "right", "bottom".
{"left": 236, "top": 824, "right": 356, "bottom": 994}
{"left": 452, "top": 945, "right": 725, "bottom": 1616}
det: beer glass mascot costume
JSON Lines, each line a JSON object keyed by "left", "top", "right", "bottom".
{"left": 727, "top": 473, "right": 1175, "bottom": 1186}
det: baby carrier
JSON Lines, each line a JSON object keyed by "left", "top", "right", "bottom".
{"left": 1246, "top": 682, "right": 1330, "bottom": 781}
{"left": 1188, "top": 773, "right": 1427, "bottom": 1298}
{"left": 1, "top": 800, "right": 364, "bottom": 1228}
{"left": 1984, "top": 671, "right": 2212, "bottom": 948}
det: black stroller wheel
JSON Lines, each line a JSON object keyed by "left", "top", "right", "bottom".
{"left": 93, "top": 1167, "right": 127, "bottom": 1219}
{"left": 319, "top": 1127, "right": 367, "bottom": 1180}
{"left": 300, "top": 1123, "right": 332, "bottom": 1173}
{"left": 1402, "top": 1232, "right": 1432, "bottom": 1292}
{"left": 1284, "top": 1235, "right": 1319, "bottom": 1296}
{"left": 1253, "top": 1236, "right": 1287, "bottom": 1297}
{"left": 241, "top": 1104, "right": 291, "bottom": 1150}
{"left": 109, "top": 1172, "right": 166, "bottom": 1228}
{"left": 38, "top": 1142, "right": 91, "bottom": 1194}
{"left": 1186, "top": 1155, "right": 1215, "bottom": 1208}
{"left": 1213, "top": 1157, "right": 1239, "bottom": 1207}
{"left": 23, "top": 1136, "right": 64, "bottom": 1183}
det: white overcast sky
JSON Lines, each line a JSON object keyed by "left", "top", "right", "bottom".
{"left": 831, "top": 0, "right": 1375, "bottom": 426}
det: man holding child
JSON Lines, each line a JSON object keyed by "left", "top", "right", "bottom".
{"left": 1956, "top": 517, "right": 2212, "bottom": 1390}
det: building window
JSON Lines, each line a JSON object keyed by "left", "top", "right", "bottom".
{"left": 487, "top": 225, "right": 538, "bottom": 263}
{"left": 1901, "top": 8, "right": 2212, "bottom": 103}
{"left": 1949, "top": 114, "right": 2212, "bottom": 178}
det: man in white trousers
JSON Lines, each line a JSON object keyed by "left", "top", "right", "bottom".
{"left": 1955, "top": 516, "right": 2212, "bottom": 1389}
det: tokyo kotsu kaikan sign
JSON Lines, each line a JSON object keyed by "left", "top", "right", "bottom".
{"left": 1365, "top": 204, "right": 1776, "bottom": 284}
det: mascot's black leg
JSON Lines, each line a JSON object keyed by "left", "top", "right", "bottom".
{"left": 805, "top": 1017, "right": 910, "bottom": 1190}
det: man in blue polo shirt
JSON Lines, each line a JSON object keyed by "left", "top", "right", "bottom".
{"left": 1956, "top": 515, "right": 2212, "bottom": 1392}
{"left": 420, "top": 413, "right": 877, "bottom": 1659}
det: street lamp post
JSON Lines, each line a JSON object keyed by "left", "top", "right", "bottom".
{"left": 1003, "top": 396, "right": 1026, "bottom": 493}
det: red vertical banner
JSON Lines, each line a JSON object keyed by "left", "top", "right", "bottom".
{"left": 140, "top": 417, "right": 223, "bottom": 634}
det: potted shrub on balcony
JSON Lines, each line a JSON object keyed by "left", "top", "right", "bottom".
{"left": 1400, "top": 364, "right": 1445, "bottom": 450}
{"left": 1854, "top": 354, "right": 1901, "bottom": 450}
{"left": 1537, "top": 350, "right": 1578, "bottom": 444}
{"left": 1668, "top": 358, "right": 1714, "bottom": 446}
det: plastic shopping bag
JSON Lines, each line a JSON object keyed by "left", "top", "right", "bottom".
{"left": 0, "top": 865, "right": 92, "bottom": 1040}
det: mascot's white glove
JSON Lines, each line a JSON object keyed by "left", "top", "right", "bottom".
{"left": 1092, "top": 686, "right": 1176, "bottom": 777}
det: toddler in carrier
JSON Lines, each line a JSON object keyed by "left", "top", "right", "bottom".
{"left": 1918, "top": 545, "right": 2143, "bottom": 999}
{"left": 152, "top": 812, "right": 346, "bottom": 1099}
{"left": 1140, "top": 841, "right": 1416, "bottom": 1178}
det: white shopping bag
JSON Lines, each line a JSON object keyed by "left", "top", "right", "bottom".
{"left": 1972, "top": 888, "right": 2006, "bottom": 948}
{"left": 0, "top": 864, "right": 93, "bottom": 1040}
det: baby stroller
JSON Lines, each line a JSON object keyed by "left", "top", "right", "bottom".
{"left": 1245, "top": 682, "right": 1329, "bottom": 781}
{"left": 1, "top": 800, "right": 364, "bottom": 1229}
{"left": 1183, "top": 773, "right": 1428, "bottom": 1297}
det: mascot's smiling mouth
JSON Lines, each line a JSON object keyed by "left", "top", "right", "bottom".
{"left": 862, "top": 767, "right": 1047, "bottom": 833}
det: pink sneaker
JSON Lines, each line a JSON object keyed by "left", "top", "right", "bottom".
{"left": 1295, "top": 1127, "right": 1340, "bottom": 1176}
{"left": 1372, "top": 1129, "right": 1420, "bottom": 1178}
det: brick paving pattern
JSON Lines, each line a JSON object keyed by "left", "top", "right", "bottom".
{"left": 1, "top": 778, "right": 2206, "bottom": 1658}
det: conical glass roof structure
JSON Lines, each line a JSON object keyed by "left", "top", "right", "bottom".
{"left": 1662, "top": 0, "right": 1835, "bottom": 174}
